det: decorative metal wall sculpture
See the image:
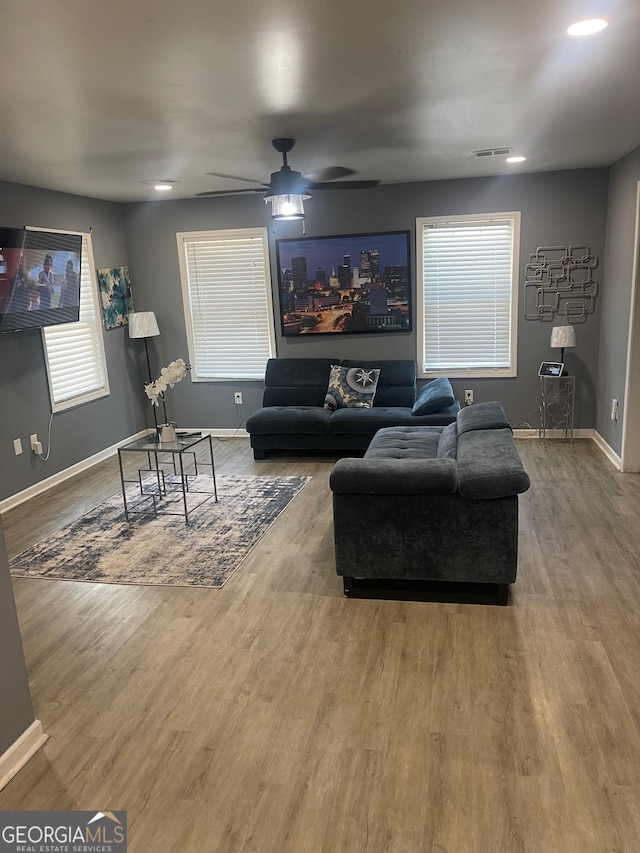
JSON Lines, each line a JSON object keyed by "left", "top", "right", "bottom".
{"left": 524, "top": 245, "right": 598, "bottom": 322}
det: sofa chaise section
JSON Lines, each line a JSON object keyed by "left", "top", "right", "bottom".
{"left": 329, "top": 402, "right": 530, "bottom": 604}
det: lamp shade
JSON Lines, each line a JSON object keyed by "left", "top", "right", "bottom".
{"left": 128, "top": 311, "right": 160, "bottom": 338}
{"left": 550, "top": 325, "right": 576, "bottom": 349}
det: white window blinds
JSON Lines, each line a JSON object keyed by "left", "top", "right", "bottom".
{"left": 42, "top": 234, "right": 110, "bottom": 411}
{"left": 177, "top": 228, "right": 275, "bottom": 380}
{"left": 417, "top": 213, "right": 520, "bottom": 378}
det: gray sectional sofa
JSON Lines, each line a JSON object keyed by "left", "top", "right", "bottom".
{"left": 329, "top": 401, "right": 530, "bottom": 604}
{"left": 246, "top": 358, "right": 460, "bottom": 459}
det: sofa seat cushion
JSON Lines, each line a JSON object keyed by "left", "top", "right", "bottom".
{"left": 245, "top": 406, "right": 332, "bottom": 435}
{"left": 364, "top": 425, "right": 442, "bottom": 459}
{"left": 328, "top": 404, "right": 459, "bottom": 435}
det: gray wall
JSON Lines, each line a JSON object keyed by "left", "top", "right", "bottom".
{"left": 0, "top": 522, "right": 35, "bottom": 754}
{"left": 0, "top": 181, "right": 148, "bottom": 502}
{"left": 0, "top": 167, "right": 613, "bottom": 502}
{"left": 597, "top": 145, "right": 640, "bottom": 454}
{"left": 124, "top": 168, "right": 608, "bottom": 430}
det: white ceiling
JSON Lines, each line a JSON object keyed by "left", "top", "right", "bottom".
{"left": 1, "top": 0, "right": 639, "bottom": 203}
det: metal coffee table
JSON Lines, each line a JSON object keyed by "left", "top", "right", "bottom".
{"left": 117, "top": 432, "right": 217, "bottom": 523}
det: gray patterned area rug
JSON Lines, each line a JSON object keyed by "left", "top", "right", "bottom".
{"left": 9, "top": 475, "right": 310, "bottom": 588}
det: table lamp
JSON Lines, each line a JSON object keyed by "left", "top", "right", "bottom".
{"left": 550, "top": 325, "right": 576, "bottom": 370}
{"left": 129, "top": 311, "right": 160, "bottom": 434}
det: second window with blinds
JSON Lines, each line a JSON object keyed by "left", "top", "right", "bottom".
{"left": 177, "top": 228, "right": 276, "bottom": 381}
{"left": 42, "top": 232, "right": 110, "bottom": 412}
{"left": 416, "top": 212, "right": 520, "bottom": 379}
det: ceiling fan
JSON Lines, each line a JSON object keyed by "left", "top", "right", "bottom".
{"left": 197, "top": 138, "right": 380, "bottom": 224}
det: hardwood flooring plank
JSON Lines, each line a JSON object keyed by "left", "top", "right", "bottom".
{"left": 2, "top": 437, "right": 640, "bottom": 852}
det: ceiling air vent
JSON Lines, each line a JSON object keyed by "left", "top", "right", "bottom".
{"left": 472, "top": 147, "right": 512, "bottom": 158}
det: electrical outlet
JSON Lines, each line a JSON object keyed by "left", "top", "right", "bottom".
{"left": 464, "top": 390, "right": 474, "bottom": 406}
{"left": 13, "top": 438, "right": 23, "bottom": 455}
{"left": 30, "top": 433, "right": 39, "bottom": 451}
{"left": 611, "top": 398, "right": 619, "bottom": 421}
{"left": 234, "top": 392, "right": 243, "bottom": 405}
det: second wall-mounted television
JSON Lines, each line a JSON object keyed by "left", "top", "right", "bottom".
{"left": 0, "top": 227, "right": 83, "bottom": 334}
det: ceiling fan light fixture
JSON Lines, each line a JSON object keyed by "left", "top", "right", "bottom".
{"left": 263, "top": 162, "right": 311, "bottom": 225}
{"left": 266, "top": 193, "right": 307, "bottom": 221}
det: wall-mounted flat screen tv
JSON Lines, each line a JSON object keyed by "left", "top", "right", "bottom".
{"left": 0, "top": 227, "right": 82, "bottom": 333}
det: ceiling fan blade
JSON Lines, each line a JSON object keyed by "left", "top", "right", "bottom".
{"left": 307, "top": 179, "right": 380, "bottom": 190}
{"left": 196, "top": 187, "right": 266, "bottom": 198}
{"left": 206, "top": 171, "right": 268, "bottom": 186}
{"left": 303, "top": 166, "right": 356, "bottom": 183}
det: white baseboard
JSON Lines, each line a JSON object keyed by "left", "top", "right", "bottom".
{"left": 0, "top": 428, "right": 250, "bottom": 513}
{"left": 592, "top": 431, "right": 623, "bottom": 470}
{"left": 0, "top": 720, "right": 48, "bottom": 792}
{"left": 513, "top": 428, "right": 624, "bottom": 470}
{"left": 0, "top": 429, "right": 150, "bottom": 513}
{"left": 513, "top": 428, "right": 594, "bottom": 439}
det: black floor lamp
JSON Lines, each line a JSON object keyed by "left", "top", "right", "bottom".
{"left": 128, "top": 311, "right": 161, "bottom": 436}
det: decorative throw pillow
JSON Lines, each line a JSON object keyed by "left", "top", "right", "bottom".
{"left": 324, "top": 364, "right": 381, "bottom": 411}
{"left": 412, "top": 376, "right": 455, "bottom": 416}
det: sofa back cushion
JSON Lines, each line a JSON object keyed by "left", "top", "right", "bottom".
{"left": 263, "top": 358, "right": 335, "bottom": 407}
{"left": 412, "top": 377, "right": 455, "bottom": 415}
{"left": 456, "top": 400, "right": 511, "bottom": 435}
{"left": 436, "top": 422, "right": 458, "bottom": 458}
{"left": 263, "top": 358, "right": 418, "bottom": 408}
{"left": 341, "top": 359, "right": 416, "bottom": 406}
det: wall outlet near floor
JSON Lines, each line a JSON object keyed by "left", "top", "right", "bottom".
{"left": 464, "top": 390, "right": 474, "bottom": 406}
{"left": 13, "top": 438, "right": 23, "bottom": 455}
{"left": 611, "top": 398, "right": 619, "bottom": 421}
{"left": 234, "top": 392, "right": 243, "bottom": 405}
{"left": 30, "top": 433, "right": 39, "bottom": 452}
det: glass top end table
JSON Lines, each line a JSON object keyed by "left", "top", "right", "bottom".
{"left": 117, "top": 432, "right": 217, "bottom": 523}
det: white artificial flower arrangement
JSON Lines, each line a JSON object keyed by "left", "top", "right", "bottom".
{"left": 145, "top": 358, "right": 189, "bottom": 407}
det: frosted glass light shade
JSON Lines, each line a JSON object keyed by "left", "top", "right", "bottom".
{"left": 128, "top": 311, "right": 160, "bottom": 338}
{"left": 550, "top": 325, "right": 576, "bottom": 349}
{"left": 266, "top": 194, "right": 308, "bottom": 221}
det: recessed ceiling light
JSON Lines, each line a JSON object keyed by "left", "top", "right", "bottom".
{"left": 506, "top": 155, "right": 527, "bottom": 163}
{"left": 567, "top": 18, "right": 608, "bottom": 36}
{"left": 140, "top": 179, "right": 179, "bottom": 191}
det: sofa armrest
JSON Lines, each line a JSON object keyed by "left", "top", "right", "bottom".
{"left": 457, "top": 429, "right": 530, "bottom": 499}
{"left": 330, "top": 458, "right": 458, "bottom": 496}
{"left": 456, "top": 400, "right": 510, "bottom": 435}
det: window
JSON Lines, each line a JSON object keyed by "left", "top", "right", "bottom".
{"left": 416, "top": 212, "right": 520, "bottom": 378}
{"left": 41, "top": 231, "right": 110, "bottom": 411}
{"left": 177, "top": 227, "right": 276, "bottom": 381}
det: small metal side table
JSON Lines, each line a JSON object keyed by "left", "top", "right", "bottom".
{"left": 117, "top": 432, "right": 217, "bottom": 523}
{"left": 539, "top": 374, "right": 575, "bottom": 445}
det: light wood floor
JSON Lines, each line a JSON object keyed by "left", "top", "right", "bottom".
{"left": 1, "top": 437, "right": 640, "bottom": 852}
